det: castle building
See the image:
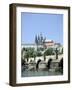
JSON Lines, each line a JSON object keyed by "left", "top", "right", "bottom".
{"left": 21, "top": 33, "right": 62, "bottom": 51}
{"left": 43, "top": 40, "right": 55, "bottom": 48}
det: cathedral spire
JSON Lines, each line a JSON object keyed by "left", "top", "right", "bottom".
{"left": 35, "top": 33, "right": 46, "bottom": 45}
{"left": 35, "top": 34, "right": 38, "bottom": 45}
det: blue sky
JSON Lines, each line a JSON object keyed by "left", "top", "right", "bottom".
{"left": 21, "top": 12, "right": 63, "bottom": 45}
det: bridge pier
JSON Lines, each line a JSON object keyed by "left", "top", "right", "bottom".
{"left": 22, "top": 55, "right": 63, "bottom": 72}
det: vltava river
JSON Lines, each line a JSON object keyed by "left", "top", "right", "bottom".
{"left": 21, "top": 70, "right": 62, "bottom": 77}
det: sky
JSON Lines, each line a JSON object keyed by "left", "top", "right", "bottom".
{"left": 21, "top": 12, "right": 63, "bottom": 45}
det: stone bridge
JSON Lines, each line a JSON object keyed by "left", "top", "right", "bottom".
{"left": 26, "top": 54, "right": 63, "bottom": 63}
{"left": 22, "top": 54, "right": 63, "bottom": 71}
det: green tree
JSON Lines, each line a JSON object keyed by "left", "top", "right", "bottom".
{"left": 24, "top": 51, "right": 29, "bottom": 62}
{"left": 36, "top": 50, "right": 42, "bottom": 56}
{"left": 33, "top": 51, "right": 36, "bottom": 61}
{"left": 44, "top": 48, "right": 54, "bottom": 56}
{"left": 28, "top": 48, "right": 34, "bottom": 57}
{"left": 61, "top": 48, "right": 63, "bottom": 54}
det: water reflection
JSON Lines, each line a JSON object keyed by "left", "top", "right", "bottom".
{"left": 21, "top": 65, "right": 63, "bottom": 77}
{"left": 21, "top": 58, "right": 63, "bottom": 77}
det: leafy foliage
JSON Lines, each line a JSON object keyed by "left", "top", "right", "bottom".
{"left": 44, "top": 48, "right": 54, "bottom": 55}
{"left": 36, "top": 51, "right": 42, "bottom": 56}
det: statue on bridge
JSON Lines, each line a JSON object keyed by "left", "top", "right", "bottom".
{"left": 55, "top": 47, "right": 58, "bottom": 59}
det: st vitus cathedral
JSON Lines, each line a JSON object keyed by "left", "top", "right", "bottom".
{"left": 35, "top": 33, "right": 46, "bottom": 45}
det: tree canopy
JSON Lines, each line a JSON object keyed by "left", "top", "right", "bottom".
{"left": 44, "top": 48, "right": 54, "bottom": 55}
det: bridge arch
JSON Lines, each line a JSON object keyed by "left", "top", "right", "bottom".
{"left": 59, "top": 58, "right": 63, "bottom": 69}
{"left": 46, "top": 58, "right": 53, "bottom": 70}
{"left": 36, "top": 59, "right": 41, "bottom": 70}
{"left": 36, "top": 59, "right": 46, "bottom": 71}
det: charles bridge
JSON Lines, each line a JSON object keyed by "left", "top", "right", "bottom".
{"left": 22, "top": 54, "right": 63, "bottom": 72}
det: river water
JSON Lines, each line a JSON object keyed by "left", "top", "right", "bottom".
{"left": 21, "top": 70, "right": 63, "bottom": 77}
